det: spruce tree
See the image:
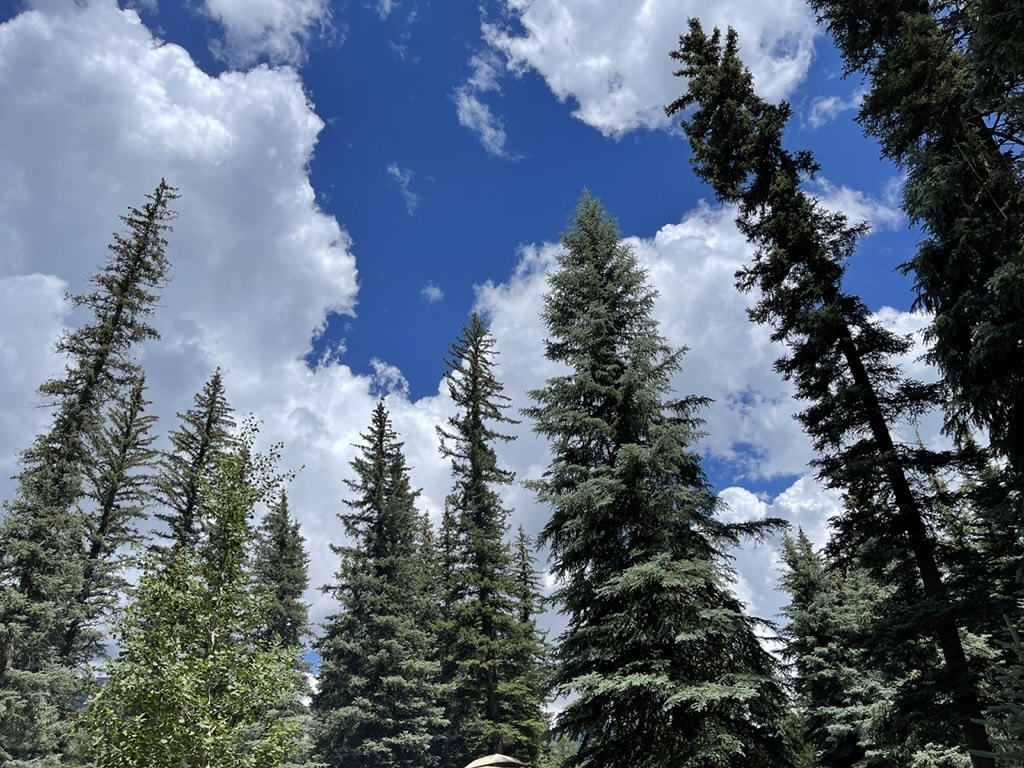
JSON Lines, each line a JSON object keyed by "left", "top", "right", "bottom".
{"left": 524, "top": 192, "right": 793, "bottom": 768}
{"left": 75, "top": 422, "right": 304, "bottom": 768}
{"left": 667, "top": 23, "right": 995, "bottom": 764}
{"left": 779, "top": 531, "right": 901, "bottom": 768}
{"left": 436, "top": 313, "right": 546, "bottom": 765}
{"left": 313, "top": 400, "right": 446, "bottom": 768}
{"left": 253, "top": 490, "right": 311, "bottom": 649}
{"left": 0, "top": 180, "right": 176, "bottom": 765}
{"left": 152, "top": 368, "right": 236, "bottom": 552}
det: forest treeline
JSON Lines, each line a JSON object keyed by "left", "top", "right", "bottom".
{"left": 2, "top": 2, "right": 1023, "bottom": 767}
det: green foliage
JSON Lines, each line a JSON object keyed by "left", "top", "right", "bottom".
{"left": 668, "top": 25, "right": 996, "bottom": 763}
{"left": 808, "top": 0, "right": 1024, "bottom": 470}
{"left": 152, "top": 368, "right": 237, "bottom": 552}
{"left": 436, "top": 313, "right": 547, "bottom": 766}
{"left": 0, "top": 181, "right": 175, "bottom": 765}
{"left": 314, "top": 401, "right": 446, "bottom": 768}
{"left": 525, "top": 192, "right": 792, "bottom": 768}
{"left": 75, "top": 423, "right": 304, "bottom": 768}
{"left": 253, "top": 490, "right": 311, "bottom": 649}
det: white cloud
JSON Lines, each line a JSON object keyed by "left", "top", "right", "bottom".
{"left": 0, "top": 0, "right": 357, "bottom": 627}
{"left": 454, "top": 49, "right": 516, "bottom": 157}
{"left": 421, "top": 281, "right": 444, "bottom": 303}
{"left": 808, "top": 88, "right": 864, "bottom": 128}
{"left": 812, "top": 178, "right": 906, "bottom": 232}
{"left": 202, "top": 0, "right": 332, "bottom": 67}
{"left": 376, "top": 0, "right": 396, "bottom": 21}
{"left": 386, "top": 163, "right": 419, "bottom": 214}
{"left": 482, "top": 0, "right": 818, "bottom": 138}
{"left": 0, "top": 1, "right": 939, "bottom": 637}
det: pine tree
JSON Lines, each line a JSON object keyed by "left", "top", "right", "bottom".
{"left": 313, "top": 401, "right": 446, "bottom": 768}
{"left": 75, "top": 422, "right": 304, "bottom": 768}
{"left": 0, "top": 180, "right": 176, "bottom": 765}
{"left": 806, "top": 0, "right": 1024, "bottom": 471}
{"left": 667, "top": 23, "right": 995, "bottom": 764}
{"left": 152, "top": 368, "right": 236, "bottom": 552}
{"left": 436, "top": 313, "right": 546, "bottom": 765}
{"left": 253, "top": 490, "right": 310, "bottom": 649}
{"left": 524, "top": 191, "right": 793, "bottom": 768}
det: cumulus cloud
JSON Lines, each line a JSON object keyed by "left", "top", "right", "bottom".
{"left": 0, "top": 0, "right": 357, "bottom": 626}
{"left": 375, "top": 0, "right": 396, "bottom": 21}
{"left": 0, "top": 1, "right": 937, "bottom": 634}
{"left": 387, "top": 163, "right": 419, "bottom": 214}
{"left": 202, "top": 0, "right": 332, "bottom": 67}
{"left": 482, "top": 0, "right": 818, "bottom": 138}
{"left": 454, "top": 49, "right": 516, "bottom": 157}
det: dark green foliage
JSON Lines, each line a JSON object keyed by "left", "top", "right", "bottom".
{"left": 253, "top": 490, "right": 311, "bottom": 649}
{"left": 436, "top": 313, "right": 547, "bottom": 766}
{"left": 808, "top": 0, "right": 1024, "bottom": 470}
{"left": 780, "top": 531, "right": 901, "bottom": 768}
{"left": 668, "top": 25, "right": 995, "bottom": 763}
{"left": 524, "top": 191, "right": 793, "bottom": 768}
{"left": 314, "top": 401, "right": 446, "bottom": 768}
{"left": 75, "top": 424, "right": 305, "bottom": 768}
{"left": 152, "top": 368, "right": 236, "bottom": 552}
{"left": 0, "top": 181, "right": 175, "bottom": 765}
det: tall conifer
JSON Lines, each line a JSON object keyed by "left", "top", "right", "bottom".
{"left": 525, "top": 192, "right": 792, "bottom": 768}
{"left": 253, "top": 490, "right": 310, "bottom": 649}
{"left": 152, "top": 368, "right": 236, "bottom": 552}
{"left": 0, "top": 181, "right": 175, "bottom": 765}
{"left": 436, "top": 313, "right": 546, "bottom": 765}
{"left": 313, "top": 401, "right": 446, "bottom": 768}
{"left": 667, "top": 24, "right": 995, "bottom": 763}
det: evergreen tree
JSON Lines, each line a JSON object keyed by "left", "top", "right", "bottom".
{"left": 806, "top": 0, "right": 1024, "bottom": 470}
{"left": 313, "top": 401, "right": 446, "bottom": 768}
{"left": 152, "top": 368, "right": 236, "bottom": 552}
{"left": 667, "top": 23, "right": 995, "bottom": 764}
{"left": 524, "top": 192, "right": 793, "bottom": 768}
{"left": 253, "top": 490, "right": 310, "bottom": 649}
{"left": 436, "top": 313, "right": 547, "bottom": 765}
{"left": 60, "top": 375, "right": 158, "bottom": 661}
{"left": 0, "top": 180, "right": 176, "bottom": 765}
{"left": 75, "top": 422, "right": 304, "bottom": 768}
{"left": 779, "top": 531, "right": 901, "bottom": 768}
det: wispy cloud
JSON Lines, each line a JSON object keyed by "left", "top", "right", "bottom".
{"left": 375, "top": 0, "right": 395, "bottom": 20}
{"left": 386, "top": 163, "right": 418, "bottom": 214}
{"left": 808, "top": 89, "right": 865, "bottom": 128}
{"left": 454, "top": 50, "right": 515, "bottom": 158}
{"left": 421, "top": 281, "right": 443, "bottom": 303}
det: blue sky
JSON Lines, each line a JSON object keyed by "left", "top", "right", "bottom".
{"left": 0, "top": 0, "right": 930, "bottom": 633}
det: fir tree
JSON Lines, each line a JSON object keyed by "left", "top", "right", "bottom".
{"left": 59, "top": 375, "right": 158, "bottom": 661}
{"left": 313, "top": 401, "right": 446, "bottom": 768}
{"left": 0, "top": 180, "right": 176, "bottom": 765}
{"left": 667, "top": 23, "right": 994, "bottom": 763}
{"left": 436, "top": 313, "right": 546, "bottom": 765}
{"left": 75, "top": 422, "right": 304, "bottom": 768}
{"left": 524, "top": 192, "right": 793, "bottom": 768}
{"left": 807, "top": 0, "right": 1024, "bottom": 471}
{"left": 253, "top": 490, "right": 311, "bottom": 649}
{"left": 152, "top": 368, "right": 236, "bottom": 552}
